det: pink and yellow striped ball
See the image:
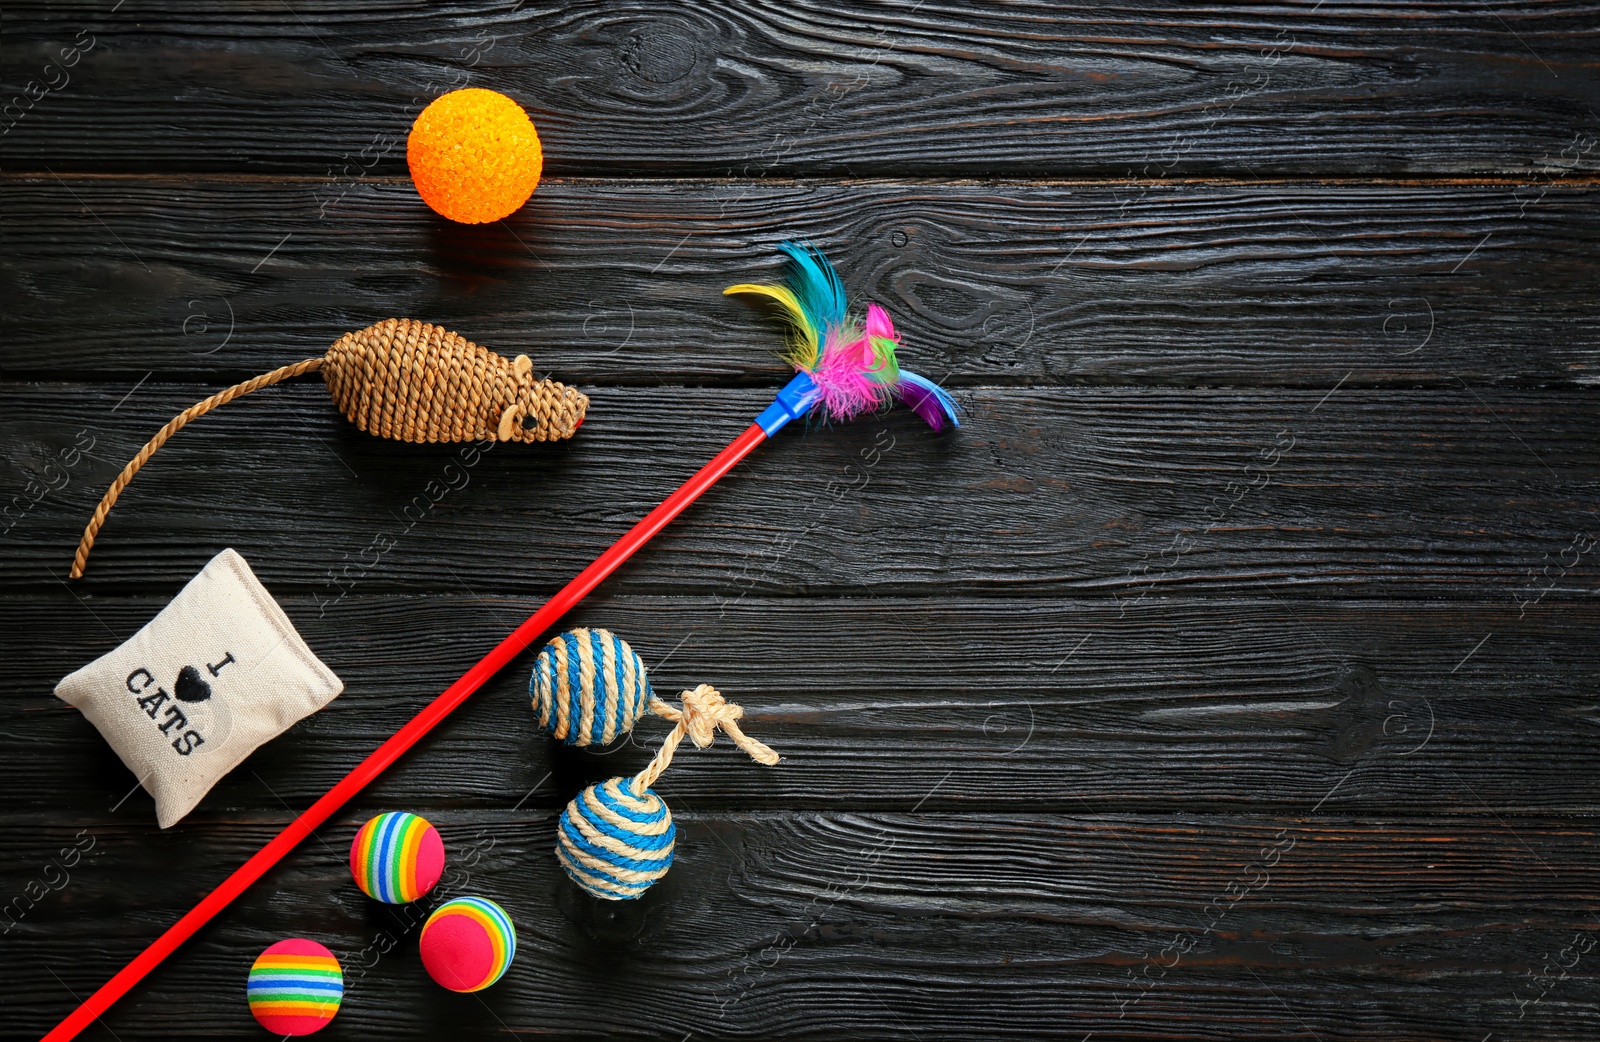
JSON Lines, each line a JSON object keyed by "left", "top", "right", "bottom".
{"left": 349, "top": 811, "right": 445, "bottom": 904}
{"left": 419, "top": 896, "right": 516, "bottom": 992}
{"left": 246, "top": 938, "right": 342, "bottom": 1035}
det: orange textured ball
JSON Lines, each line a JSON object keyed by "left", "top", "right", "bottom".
{"left": 407, "top": 89, "right": 543, "bottom": 224}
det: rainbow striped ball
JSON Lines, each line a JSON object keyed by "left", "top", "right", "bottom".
{"left": 531, "top": 628, "right": 653, "bottom": 747}
{"left": 556, "top": 776, "right": 676, "bottom": 900}
{"left": 419, "top": 896, "right": 516, "bottom": 992}
{"left": 246, "top": 938, "right": 342, "bottom": 1035}
{"left": 349, "top": 811, "right": 445, "bottom": 904}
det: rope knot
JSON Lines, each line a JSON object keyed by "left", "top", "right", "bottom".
{"left": 675, "top": 684, "right": 739, "bottom": 749}
{"left": 633, "top": 684, "right": 779, "bottom": 791}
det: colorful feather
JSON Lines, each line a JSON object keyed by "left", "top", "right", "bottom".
{"left": 725, "top": 243, "right": 959, "bottom": 430}
{"left": 894, "top": 371, "right": 961, "bottom": 433}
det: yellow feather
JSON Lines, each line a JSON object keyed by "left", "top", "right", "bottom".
{"left": 724, "top": 283, "right": 820, "bottom": 368}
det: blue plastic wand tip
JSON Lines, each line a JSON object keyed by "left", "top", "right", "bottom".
{"left": 753, "top": 371, "right": 821, "bottom": 436}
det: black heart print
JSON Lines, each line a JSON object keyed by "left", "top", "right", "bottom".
{"left": 173, "top": 664, "right": 212, "bottom": 703}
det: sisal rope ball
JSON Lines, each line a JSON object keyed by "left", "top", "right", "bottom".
{"left": 407, "top": 88, "right": 543, "bottom": 224}
{"left": 246, "top": 938, "right": 342, "bottom": 1035}
{"left": 556, "top": 776, "right": 676, "bottom": 900}
{"left": 419, "top": 896, "right": 517, "bottom": 992}
{"left": 349, "top": 811, "right": 445, "bottom": 904}
{"left": 531, "top": 628, "right": 653, "bottom": 747}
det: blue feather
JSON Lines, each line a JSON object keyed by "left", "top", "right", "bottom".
{"left": 777, "top": 241, "right": 847, "bottom": 338}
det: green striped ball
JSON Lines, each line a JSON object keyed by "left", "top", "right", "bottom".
{"left": 246, "top": 938, "right": 342, "bottom": 1035}
{"left": 420, "top": 896, "right": 516, "bottom": 992}
{"left": 348, "top": 811, "right": 445, "bottom": 904}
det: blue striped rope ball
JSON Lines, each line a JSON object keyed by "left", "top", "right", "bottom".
{"left": 556, "top": 777, "right": 676, "bottom": 900}
{"left": 531, "top": 628, "right": 652, "bottom": 747}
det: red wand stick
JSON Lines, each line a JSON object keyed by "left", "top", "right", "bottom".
{"left": 47, "top": 241, "right": 959, "bottom": 1039}
{"left": 44, "top": 377, "right": 819, "bottom": 1042}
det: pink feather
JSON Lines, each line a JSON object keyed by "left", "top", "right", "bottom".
{"left": 864, "top": 303, "right": 896, "bottom": 342}
{"left": 809, "top": 328, "right": 888, "bottom": 420}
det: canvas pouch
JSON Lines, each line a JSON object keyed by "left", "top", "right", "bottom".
{"left": 54, "top": 548, "right": 342, "bottom": 827}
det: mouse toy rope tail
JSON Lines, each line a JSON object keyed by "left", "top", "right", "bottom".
{"left": 68, "top": 318, "right": 590, "bottom": 579}
{"left": 557, "top": 685, "right": 779, "bottom": 901}
{"left": 70, "top": 357, "right": 326, "bottom": 579}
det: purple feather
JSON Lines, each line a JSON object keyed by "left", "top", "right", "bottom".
{"left": 896, "top": 370, "right": 961, "bottom": 431}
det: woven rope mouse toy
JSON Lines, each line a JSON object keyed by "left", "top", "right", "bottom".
{"left": 530, "top": 627, "right": 778, "bottom": 899}
{"left": 71, "top": 318, "right": 588, "bottom": 578}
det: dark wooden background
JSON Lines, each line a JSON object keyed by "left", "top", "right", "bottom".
{"left": 4, "top": 3, "right": 1598, "bottom": 1039}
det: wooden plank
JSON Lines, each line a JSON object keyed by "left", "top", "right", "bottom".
{"left": 3, "top": 2, "right": 1598, "bottom": 177}
{"left": 5, "top": 593, "right": 1597, "bottom": 817}
{"left": 4, "top": 6, "right": 1597, "bottom": 1041}
{"left": 4, "top": 176, "right": 1599, "bottom": 386}
{"left": 2, "top": 382, "right": 1595, "bottom": 597}
{"left": 3, "top": 812, "right": 1596, "bottom": 1039}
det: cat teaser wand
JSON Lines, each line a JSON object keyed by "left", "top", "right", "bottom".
{"left": 44, "top": 242, "right": 958, "bottom": 1041}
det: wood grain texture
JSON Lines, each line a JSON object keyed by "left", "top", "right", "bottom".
{"left": 3, "top": 383, "right": 1595, "bottom": 597}
{"left": 3, "top": 1, "right": 1599, "bottom": 177}
{"left": 4, "top": 593, "right": 1598, "bottom": 817}
{"left": 4, "top": 3, "right": 1599, "bottom": 1040}
{"left": 2, "top": 813, "right": 1596, "bottom": 1040}
{"left": 4, "top": 175, "right": 1600, "bottom": 387}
